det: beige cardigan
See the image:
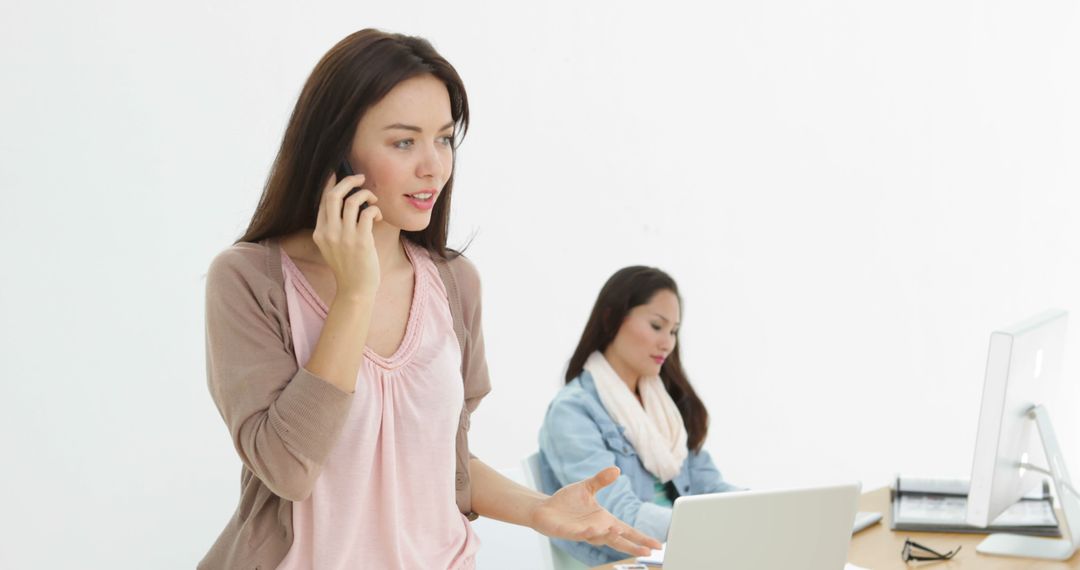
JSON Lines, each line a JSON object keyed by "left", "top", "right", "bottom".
{"left": 199, "top": 239, "right": 491, "bottom": 569}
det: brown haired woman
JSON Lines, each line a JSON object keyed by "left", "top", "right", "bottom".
{"left": 538, "top": 266, "right": 740, "bottom": 566}
{"left": 200, "top": 30, "right": 660, "bottom": 569}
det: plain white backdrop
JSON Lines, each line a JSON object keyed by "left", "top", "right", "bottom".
{"left": 2, "top": 1, "right": 1079, "bottom": 567}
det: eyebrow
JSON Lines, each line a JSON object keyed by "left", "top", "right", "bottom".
{"left": 652, "top": 313, "right": 680, "bottom": 326}
{"left": 383, "top": 121, "right": 456, "bottom": 133}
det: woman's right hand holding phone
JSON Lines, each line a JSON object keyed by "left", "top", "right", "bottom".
{"left": 305, "top": 172, "right": 382, "bottom": 394}
{"left": 312, "top": 173, "right": 383, "bottom": 301}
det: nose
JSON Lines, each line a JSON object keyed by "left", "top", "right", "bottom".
{"left": 416, "top": 141, "right": 445, "bottom": 181}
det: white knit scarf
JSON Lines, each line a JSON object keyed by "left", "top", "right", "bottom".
{"left": 585, "top": 351, "right": 689, "bottom": 483}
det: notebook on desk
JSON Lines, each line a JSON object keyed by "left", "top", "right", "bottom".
{"left": 636, "top": 483, "right": 861, "bottom": 570}
{"left": 889, "top": 476, "right": 1060, "bottom": 536}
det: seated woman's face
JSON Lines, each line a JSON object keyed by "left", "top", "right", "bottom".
{"left": 607, "top": 289, "right": 681, "bottom": 381}
{"left": 348, "top": 73, "right": 456, "bottom": 232}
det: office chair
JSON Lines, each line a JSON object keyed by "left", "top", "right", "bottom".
{"left": 522, "top": 452, "right": 590, "bottom": 570}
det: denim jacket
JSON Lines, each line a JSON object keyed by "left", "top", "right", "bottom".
{"left": 537, "top": 371, "right": 738, "bottom": 566}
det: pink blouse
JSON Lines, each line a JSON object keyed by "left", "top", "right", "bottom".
{"left": 276, "top": 240, "right": 479, "bottom": 570}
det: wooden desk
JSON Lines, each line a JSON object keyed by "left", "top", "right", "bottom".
{"left": 593, "top": 487, "right": 1080, "bottom": 569}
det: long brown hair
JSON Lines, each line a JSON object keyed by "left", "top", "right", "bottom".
{"left": 238, "top": 29, "right": 469, "bottom": 258}
{"left": 566, "top": 266, "right": 710, "bottom": 452}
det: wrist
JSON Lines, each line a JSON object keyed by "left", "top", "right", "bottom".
{"left": 525, "top": 493, "right": 549, "bottom": 530}
{"left": 332, "top": 291, "right": 376, "bottom": 308}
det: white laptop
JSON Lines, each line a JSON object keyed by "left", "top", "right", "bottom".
{"left": 645, "top": 482, "right": 862, "bottom": 570}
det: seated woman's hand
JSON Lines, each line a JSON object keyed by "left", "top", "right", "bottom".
{"left": 528, "top": 466, "right": 663, "bottom": 557}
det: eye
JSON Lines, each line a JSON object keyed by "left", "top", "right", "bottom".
{"left": 651, "top": 323, "right": 662, "bottom": 331}
{"left": 393, "top": 139, "right": 414, "bottom": 149}
{"left": 671, "top": 329, "right": 679, "bottom": 337}
{"left": 438, "top": 134, "right": 455, "bottom": 146}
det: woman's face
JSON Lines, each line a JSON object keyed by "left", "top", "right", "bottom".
{"left": 606, "top": 289, "right": 681, "bottom": 382}
{"left": 348, "top": 74, "right": 455, "bottom": 232}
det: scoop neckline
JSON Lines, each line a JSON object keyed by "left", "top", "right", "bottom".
{"left": 278, "top": 240, "right": 428, "bottom": 370}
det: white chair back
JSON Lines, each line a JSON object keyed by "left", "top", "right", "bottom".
{"left": 522, "top": 453, "right": 589, "bottom": 570}
{"left": 471, "top": 464, "right": 547, "bottom": 570}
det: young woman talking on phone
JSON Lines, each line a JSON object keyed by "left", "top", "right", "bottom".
{"left": 199, "top": 30, "right": 660, "bottom": 570}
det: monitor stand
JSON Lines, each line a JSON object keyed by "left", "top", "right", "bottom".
{"left": 976, "top": 405, "right": 1080, "bottom": 560}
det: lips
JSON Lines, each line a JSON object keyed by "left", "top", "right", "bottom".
{"left": 404, "top": 189, "right": 438, "bottom": 211}
{"left": 652, "top": 355, "right": 666, "bottom": 365}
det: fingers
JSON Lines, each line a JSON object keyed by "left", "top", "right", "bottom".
{"left": 579, "top": 527, "right": 651, "bottom": 557}
{"left": 336, "top": 173, "right": 366, "bottom": 193}
{"left": 613, "top": 523, "right": 663, "bottom": 551}
{"left": 605, "top": 531, "right": 655, "bottom": 557}
{"left": 341, "top": 189, "right": 377, "bottom": 223}
{"left": 579, "top": 524, "right": 659, "bottom": 556}
{"left": 356, "top": 205, "right": 383, "bottom": 233}
{"left": 319, "top": 173, "right": 366, "bottom": 224}
{"left": 583, "top": 466, "right": 621, "bottom": 494}
{"left": 580, "top": 525, "right": 617, "bottom": 546}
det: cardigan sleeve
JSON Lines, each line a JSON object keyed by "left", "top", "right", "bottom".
{"left": 446, "top": 254, "right": 492, "bottom": 415}
{"left": 204, "top": 245, "right": 353, "bottom": 501}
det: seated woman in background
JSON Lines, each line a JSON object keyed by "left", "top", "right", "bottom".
{"left": 538, "top": 266, "right": 739, "bottom": 566}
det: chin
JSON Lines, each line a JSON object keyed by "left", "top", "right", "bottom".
{"left": 391, "top": 214, "right": 433, "bottom": 233}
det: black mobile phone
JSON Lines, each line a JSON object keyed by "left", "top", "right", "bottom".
{"left": 336, "top": 159, "right": 368, "bottom": 215}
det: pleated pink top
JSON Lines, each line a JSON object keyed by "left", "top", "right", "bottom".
{"left": 276, "top": 240, "right": 479, "bottom": 570}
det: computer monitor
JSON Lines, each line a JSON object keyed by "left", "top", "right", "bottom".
{"left": 965, "top": 308, "right": 1080, "bottom": 559}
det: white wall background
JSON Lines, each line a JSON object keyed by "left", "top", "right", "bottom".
{"left": 2, "top": 1, "right": 1078, "bottom": 567}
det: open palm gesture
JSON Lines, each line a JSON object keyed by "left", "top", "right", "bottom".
{"left": 530, "top": 466, "right": 662, "bottom": 557}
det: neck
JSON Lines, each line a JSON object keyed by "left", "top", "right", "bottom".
{"left": 293, "top": 221, "right": 409, "bottom": 273}
{"left": 602, "top": 348, "right": 641, "bottom": 396}
{"left": 371, "top": 220, "right": 408, "bottom": 271}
